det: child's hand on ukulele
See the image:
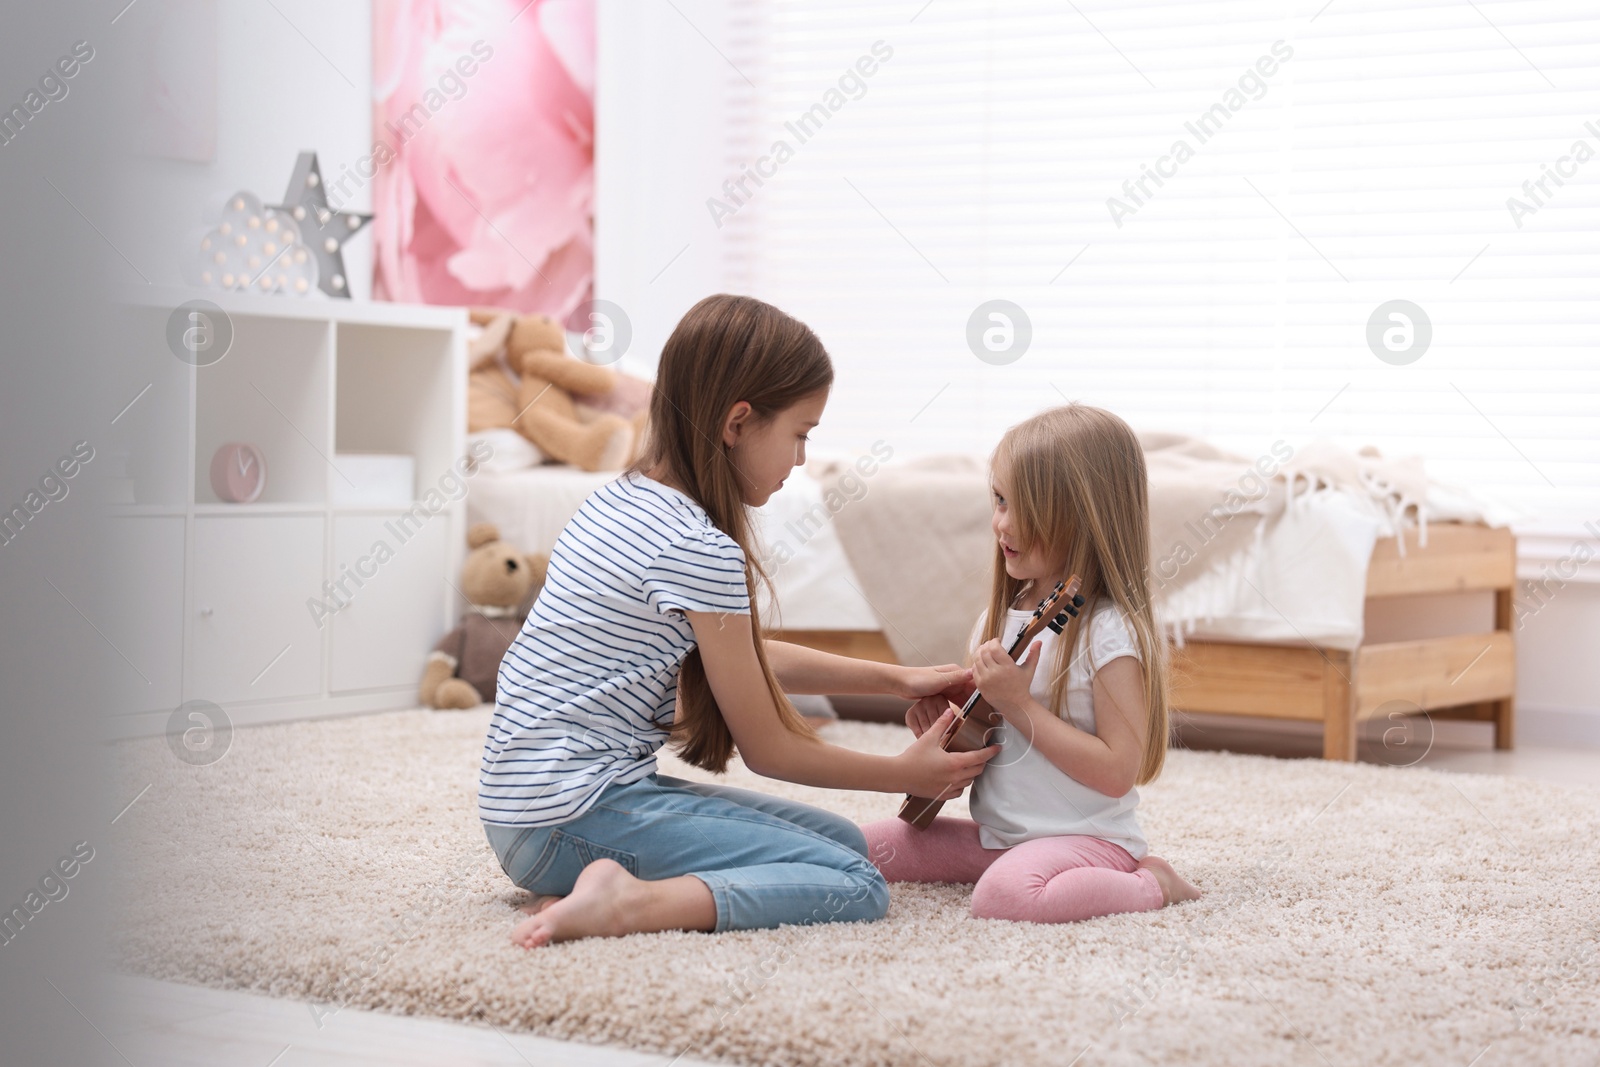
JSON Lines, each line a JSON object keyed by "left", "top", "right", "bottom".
{"left": 973, "top": 638, "right": 1043, "bottom": 721}
{"left": 893, "top": 662, "right": 974, "bottom": 704}
{"left": 904, "top": 694, "right": 954, "bottom": 738}
{"left": 897, "top": 707, "right": 1000, "bottom": 800}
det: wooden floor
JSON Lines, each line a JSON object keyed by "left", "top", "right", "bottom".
{"left": 100, "top": 973, "right": 725, "bottom": 1067}
{"left": 109, "top": 725, "right": 1598, "bottom": 1067}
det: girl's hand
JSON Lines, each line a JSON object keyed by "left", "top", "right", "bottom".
{"left": 904, "top": 694, "right": 953, "bottom": 738}
{"left": 894, "top": 663, "right": 974, "bottom": 703}
{"left": 896, "top": 707, "right": 999, "bottom": 799}
{"left": 972, "top": 638, "right": 1043, "bottom": 720}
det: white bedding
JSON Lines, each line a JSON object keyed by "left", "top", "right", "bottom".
{"left": 467, "top": 464, "right": 878, "bottom": 631}
{"left": 810, "top": 441, "right": 1511, "bottom": 667}
{"left": 468, "top": 438, "right": 1508, "bottom": 663}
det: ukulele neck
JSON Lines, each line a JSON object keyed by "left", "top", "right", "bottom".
{"left": 956, "top": 619, "right": 1041, "bottom": 718}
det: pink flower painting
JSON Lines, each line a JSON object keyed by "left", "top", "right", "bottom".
{"left": 371, "top": 0, "right": 594, "bottom": 324}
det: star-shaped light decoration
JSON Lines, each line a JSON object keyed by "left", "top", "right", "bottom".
{"left": 270, "top": 151, "right": 372, "bottom": 298}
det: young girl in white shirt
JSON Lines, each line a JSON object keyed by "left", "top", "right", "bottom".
{"left": 484, "top": 294, "right": 996, "bottom": 948}
{"left": 863, "top": 404, "right": 1200, "bottom": 922}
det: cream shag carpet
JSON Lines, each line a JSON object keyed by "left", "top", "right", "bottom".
{"left": 113, "top": 710, "right": 1600, "bottom": 1067}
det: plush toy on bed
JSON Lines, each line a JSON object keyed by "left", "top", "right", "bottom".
{"left": 418, "top": 523, "right": 548, "bottom": 710}
{"left": 467, "top": 308, "right": 651, "bottom": 472}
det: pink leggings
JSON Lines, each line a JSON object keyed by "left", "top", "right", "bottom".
{"left": 861, "top": 816, "right": 1163, "bottom": 923}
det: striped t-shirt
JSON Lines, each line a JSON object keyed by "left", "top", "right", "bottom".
{"left": 479, "top": 470, "right": 750, "bottom": 827}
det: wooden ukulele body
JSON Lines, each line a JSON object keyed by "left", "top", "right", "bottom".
{"left": 895, "top": 576, "right": 1084, "bottom": 830}
{"left": 896, "top": 698, "right": 1001, "bottom": 828}
{"left": 944, "top": 704, "right": 1002, "bottom": 754}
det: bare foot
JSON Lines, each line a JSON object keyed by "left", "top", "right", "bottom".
{"left": 1138, "top": 855, "right": 1201, "bottom": 906}
{"left": 516, "top": 894, "right": 563, "bottom": 917}
{"left": 510, "top": 859, "right": 638, "bottom": 949}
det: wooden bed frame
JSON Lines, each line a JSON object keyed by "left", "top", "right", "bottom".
{"left": 775, "top": 524, "right": 1517, "bottom": 762}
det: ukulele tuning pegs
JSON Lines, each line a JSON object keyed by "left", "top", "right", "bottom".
{"left": 1072, "top": 594, "right": 1086, "bottom": 607}
{"left": 1048, "top": 612, "right": 1069, "bottom": 633}
{"left": 1064, "top": 604, "right": 1079, "bottom": 617}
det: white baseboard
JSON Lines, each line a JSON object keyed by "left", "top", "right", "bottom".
{"left": 1517, "top": 704, "right": 1600, "bottom": 748}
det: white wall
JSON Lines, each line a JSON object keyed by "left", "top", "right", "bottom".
{"left": 121, "top": 0, "right": 373, "bottom": 298}
{"left": 1512, "top": 580, "right": 1600, "bottom": 746}
{"left": 594, "top": 0, "right": 732, "bottom": 375}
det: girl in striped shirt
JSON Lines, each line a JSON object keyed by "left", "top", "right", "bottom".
{"left": 484, "top": 294, "right": 996, "bottom": 948}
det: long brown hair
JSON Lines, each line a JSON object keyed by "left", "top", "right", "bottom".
{"left": 980, "top": 404, "right": 1171, "bottom": 785}
{"left": 631, "top": 294, "right": 831, "bottom": 772}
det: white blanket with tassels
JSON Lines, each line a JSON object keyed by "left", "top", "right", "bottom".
{"left": 812, "top": 436, "right": 1509, "bottom": 666}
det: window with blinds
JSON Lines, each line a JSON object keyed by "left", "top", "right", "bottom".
{"left": 716, "top": 0, "right": 1599, "bottom": 529}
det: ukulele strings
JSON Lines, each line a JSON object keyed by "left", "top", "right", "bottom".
{"left": 953, "top": 580, "right": 1067, "bottom": 724}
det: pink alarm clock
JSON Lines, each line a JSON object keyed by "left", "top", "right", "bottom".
{"left": 209, "top": 442, "right": 267, "bottom": 503}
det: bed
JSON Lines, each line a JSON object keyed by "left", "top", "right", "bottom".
{"left": 760, "top": 525, "right": 1518, "bottom": 761}
{"left": 469, "top": 436, "right": 1517, "bottom": 762}
{"left": 787, "top": 437, "right": 1519, "bottom": 763}
{"left": 1166, "top": 523, "right": 1516, "bottom": 760}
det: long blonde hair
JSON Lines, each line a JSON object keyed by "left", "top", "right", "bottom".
{"left": 630, "top": 294, "right": 829, "bottom": 773}
{"left": 980, "top": 404, "right": 1170, "bottom": 784}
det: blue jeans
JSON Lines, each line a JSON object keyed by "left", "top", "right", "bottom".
{"left": 483, "top": 772, "right": 890, "bottom": 933}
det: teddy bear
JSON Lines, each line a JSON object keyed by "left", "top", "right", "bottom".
{"left": 418, "top": 522, "right": 548, "bottom": 710}
{"left": 467, "top": 307, "right": 651, "bottom": 472}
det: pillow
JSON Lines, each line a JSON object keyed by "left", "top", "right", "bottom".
{"left": 468, "top": 428, "right": 544, "bottom": 473}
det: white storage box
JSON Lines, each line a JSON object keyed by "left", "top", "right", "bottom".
{"left": 332, "top": 453, "right": 415, "bottom": 507}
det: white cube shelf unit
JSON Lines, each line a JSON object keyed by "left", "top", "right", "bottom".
{"left": 105, "top": 289, "right": 467, "bottom": 738}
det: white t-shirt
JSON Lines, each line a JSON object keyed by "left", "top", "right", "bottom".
{"left": 479, "top": 471, "right": 750, "bottom": 827}
{"left": 967, "top": 596, "right": 1149, "bottom": 858}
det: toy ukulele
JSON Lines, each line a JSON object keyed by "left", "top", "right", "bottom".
{"left": 897, "top": 576, "right": 1085, "bottom": 828}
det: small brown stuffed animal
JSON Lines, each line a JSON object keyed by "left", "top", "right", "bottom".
{"left": 419, "top": 523, "right": 548, "bottom": 710}
{"left": 466, "top": 308, "right": 650, "bottom": 471}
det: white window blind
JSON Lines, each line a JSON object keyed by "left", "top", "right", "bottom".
{"left": 718, "top": 0, "right": 1600, "bottom": 528}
